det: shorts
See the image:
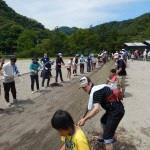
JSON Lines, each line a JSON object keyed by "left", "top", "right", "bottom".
{"left": 100, "top": 102, "right": 125, "bottom": 144}
{"left": 118, "top": 76, "right": 126, "bottom": 90}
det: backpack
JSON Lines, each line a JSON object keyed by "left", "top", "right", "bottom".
{"left": 107, "top": 88, "right": 123, "bottom": 102}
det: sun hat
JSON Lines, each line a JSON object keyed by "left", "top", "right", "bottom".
{"left": 58, "top": 53, "right": 62, "bottom": 56}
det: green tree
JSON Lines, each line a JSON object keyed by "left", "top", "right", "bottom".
{"left": 17, "top": 29, "right": 38, "bottom": 52}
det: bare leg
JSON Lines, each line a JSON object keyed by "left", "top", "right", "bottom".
{"left": 67, "top": 70, "right": 69, "bottom": 79}
{"left": 105, "top": 143, "right": 113, "bottom": 150}
{"left": 69, "top": 70, "right": 71, "bottom": 79}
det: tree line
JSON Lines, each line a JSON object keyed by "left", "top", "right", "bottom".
{"left": 0, "top": 0, "right": 150, "bottom": 57}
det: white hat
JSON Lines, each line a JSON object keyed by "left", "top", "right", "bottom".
{"left": 58, "top": 53, "right": 62, "bottom": 56}
{"left": 79, "top": 76, "right": 88, "bottom": 88}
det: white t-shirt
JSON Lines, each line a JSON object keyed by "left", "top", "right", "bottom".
{"left": 143, "top": 51, "right": 147, "bottom": 56}
{"left": 80, "top": 57, "right": 85, "bottom": 64}
{"left": 66, "top": 60, "right": 72, "bottom": 68}
{"left": 114, "top": 53, "right": 119, "bottom": 59}
{"left": 2, "top": 62, "right": 20, "bottom": 83}
{"left": 91, "top": 57, "right": 96, "bottom": 63}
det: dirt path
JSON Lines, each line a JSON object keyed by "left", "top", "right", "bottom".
{"left": 0, "top": 60, "right": 150, "bottom": 150}
{"left": 87, "top": 60, "right": 150, "bottom": 150}
{"left": 0, "top": 61, "right": 113, "bottom": 150}
{"left": 118, "top": 60, "right": 150, "bottom": 150}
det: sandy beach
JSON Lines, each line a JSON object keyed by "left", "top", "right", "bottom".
{"left": 0, "top": 60, "right": 150, "bottom": 150}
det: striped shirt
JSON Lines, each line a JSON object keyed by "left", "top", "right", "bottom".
{"left": 93, "top": 86, "right": 113, "bottom": 110}
{"left": 88, "top": 84, "right": 113, "bottom": 111}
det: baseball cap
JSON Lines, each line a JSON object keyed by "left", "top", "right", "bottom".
{"left": 79, "top": 76, "right": 89, "bottom": 88}
{"left": 58, "top": 53, "right": 62, "bottom": 56}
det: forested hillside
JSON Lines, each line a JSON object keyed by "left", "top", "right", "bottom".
{"left": 0, "top": 0, "right": 150, "bottom": 57}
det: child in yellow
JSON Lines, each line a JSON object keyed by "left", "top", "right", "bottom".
{"left": 51, "top": 110, "right": 90, "bottom": 150}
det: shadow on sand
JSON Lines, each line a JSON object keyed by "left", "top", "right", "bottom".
{"left": 50, "top": 82, "right": 63, "bottom": 87}
{"left": 124, "top": 92, "right": 133, "bottom": 98}
{"left": 0, "top": 99, "right": 34, "bottom": 115}
{"left": 90, "top": 127, "right": 138, "bottom": 150}
{"left": 38, "top": 89, "right": 51, "bottom": 94}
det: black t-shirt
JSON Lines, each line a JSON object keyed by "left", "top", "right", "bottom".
{"left": 117, "top": 59, "right": 127, "bottom": 76}
{"left": 93, "top": 86, "right": 112, "bottom": 110}
{"left": 75, "top": 58, "right": 78, "bottom": 64}
{"left": 56, "top": 57, "right": 64, "bottom": 69}
{"left": 44, "top": 61, "right": 52, "bottom": 71}
{"left": 41, "top": 57, "right": 49, "bottom": 64}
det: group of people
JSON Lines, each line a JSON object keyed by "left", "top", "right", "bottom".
{"left": 0, "top": 53, "right": 63, "bottom": 105}
{"left": 141, "top": 49, "right": 150, "bottom": 61}
{"left": 128, "top": 49, "right": 150, "bottom": 61}
{"left": 0, "top": 50, "right": 127, "bottom": 149}
{"left": 66, "top": 52, "right": 109, "bottom": 80}
{"left": 51, "top": 51, "right": 127, "bottom": 150}
{"left": 0, "top": 52, "right": 108, "bottom": 107}
{"left": 29, "top": 54, "right": 54, "bottom": 93}
{"left": 79, "top": 54, "right": 98, "bottom": 74}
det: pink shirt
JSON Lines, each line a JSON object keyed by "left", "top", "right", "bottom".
{"left": 110, "top": 75, "right": 117, "bottom": 82}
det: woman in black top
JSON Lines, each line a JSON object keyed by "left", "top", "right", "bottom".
{"left": 55, "top": 55, "right": 65, "bottom": 83}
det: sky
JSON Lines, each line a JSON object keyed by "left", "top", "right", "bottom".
{"left": 4, "top": 0, "right": 150, "bottom": 29}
